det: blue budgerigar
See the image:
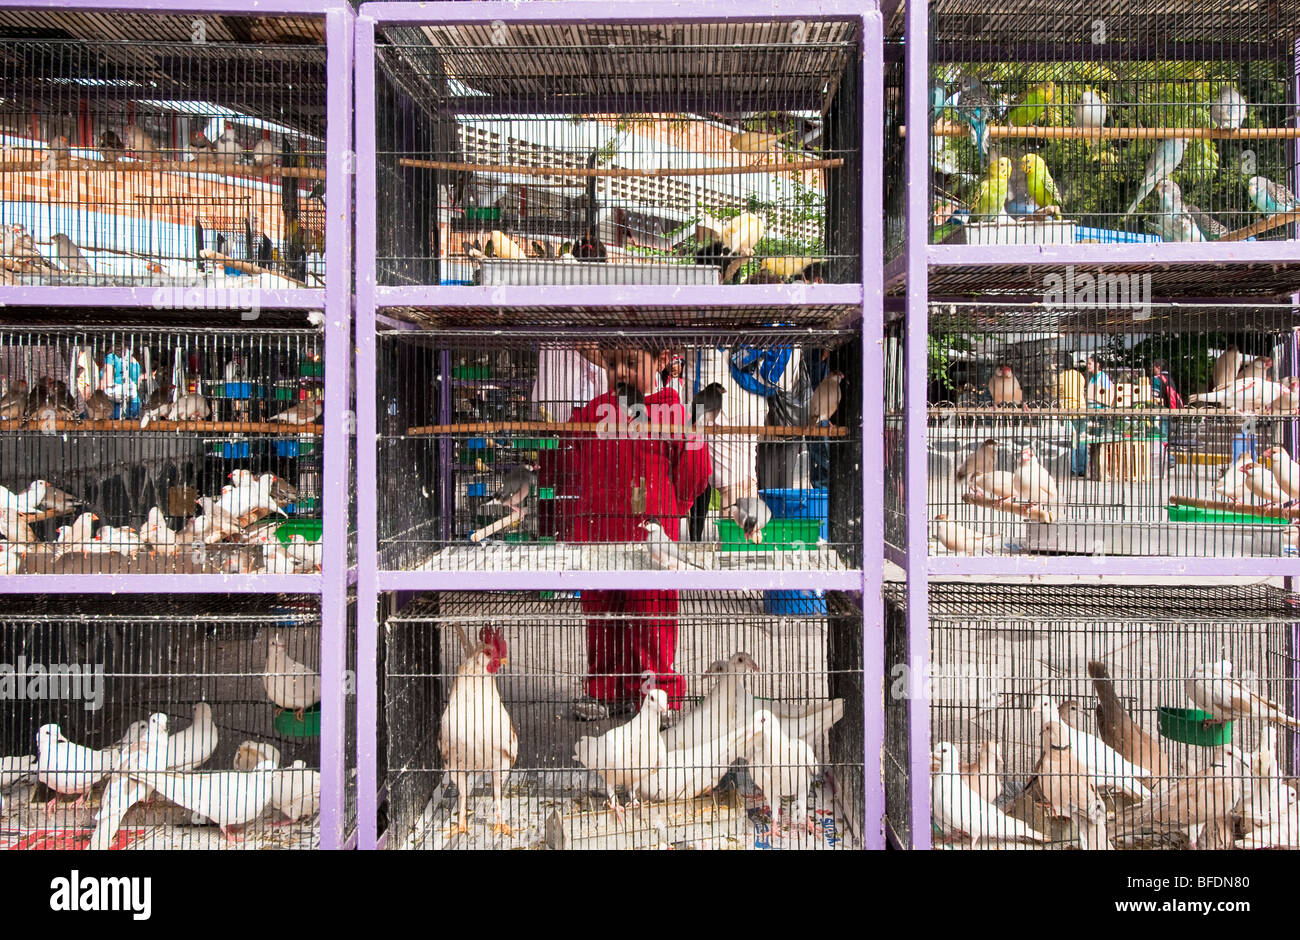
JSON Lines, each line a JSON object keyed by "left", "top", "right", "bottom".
{"left": 1153, "top": 180, "right": 1207, "bottom": 242}
{"left": 956, "top": 72, "right": 996, "bottom": 160}
{"left": 1157, "top": 179, "right": 1226, "bottom": 239}
{"left": 1123, "top": 137, "right": 1188, "bottom": 218}
{"left": 1247, "top": 175, "right": 1300, "bottom": 216}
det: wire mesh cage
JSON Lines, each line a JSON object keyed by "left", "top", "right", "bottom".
{"left": 884, "top": 315, "right": 907, "bottom": 550}
{"left": 885, "top": 582, "right": 1300, "bottom": 850}
{"left": 923, "top": 0, "right": 1300, "bottom": 279}
{"left": 925, "top": 302, "right": 1300, "bottom": 558}
{"left": 370, "top": 17, "right": 865, "bottom": 287}
{"left": 0, "top": 317, "right": 325, "bottom": 574}
{"left": 0, "top": 12, "right": 332, "bottom": 289}
{"left": 374, "top": 322, "right": 863, "bottom": 573}
{"left": 0, "top": 594, "right": 328, "bottom": 850}
{"left": 379, "top": 590, "right": 864, "bottom": 850}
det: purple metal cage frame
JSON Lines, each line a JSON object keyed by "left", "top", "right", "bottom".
{"left": 353, "top": 0, "right": 886, "bottom": 850}
{"left": 888, "top": 0, "right": 1300, "bottom": 850}
{"left": 0, "top": 0, "right": 357, "bottom": 851}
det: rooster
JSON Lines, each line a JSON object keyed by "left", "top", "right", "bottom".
{"left": 438, "top": 626, "right": 517, "bottom": 837}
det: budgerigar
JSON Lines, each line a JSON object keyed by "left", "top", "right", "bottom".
{"left": 1072, "top": 88, "right": 1108, "bottom": 130}
{"left": 1006, "top": 81, "right": 1055, "bottom": 127}
{"left": 970, "top": 157, "right": 1013, "bottom": 220}
{"left": 956, "top": 72, "right": 996, "bottom": 160}
{"left": 1124, "top": 137, "right": 1188, "bottom": 218}
{"left": 1247, "top": 175, "right": 1299, "bottom": 217}
{"left": 1154, "top": 179, "right": 1226, "bottom": 239}
{"left": 1210, "top": 86, "right": 1247, "bottom": 130}
{"left": 1019, "top": 153, "right": 1063, "bottom": 215}
{"left": 1153, "top": 180, "right": 1207, "bottom": 242}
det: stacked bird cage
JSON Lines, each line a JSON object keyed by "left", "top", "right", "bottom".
{"left": 0, "top": 594, "right": 325, "bottom": 850}
{"left": 884, "top": 582, "right": 1300, "bottom": 850}
{"left": 379, "top": 590, "right": 864, "bottom": 850}
{"left": 926, "top": 302, "right": 1299, "bottom": 559}
{"left": 370, "top": 17, "right": 863, "bottom": 288}
{"left": 0, "top": 315, "right": 325, "bottom": 576}
{"left": 921, "top": 0, "right": 1300, "bottom": 295}
{"left": 0, "top": 11, "right": 332, "bottom": 289}
{"left": 374, "top": 317, "right": 863, "bottom": 579}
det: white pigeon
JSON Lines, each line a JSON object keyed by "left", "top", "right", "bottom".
{"left": 663, "top": 652, "right": 759, "bottom": 753}
{"left": 166, "top": 702, "right": 218, "bottom": 772}
{"left": 744, "top": 709, "right": 820, "bottom": 836}
{"left": 264, "top": 632, "right": 321, "bottom": 719}
{"left": 0, "top": 755, "right": 36, "bottom": 789}
{"left": 90, "top": 713, "right": 169, "bottom": 850}
{"left": 36, "top": 723, "right": 118, "bottom": 812}
{"left": 637, "top": 721, "right": 759, "bottom": 803}
{"left": 1186, "top": 661, "right": 1300, "bottom": 730}
{"left": 932, "top": 741, "right": 1048, "bottom": 848}
{"left": 1049, "top": 699, "right": 1150, "bottom": 800}
{"left": 573, "top": 687, "right": 669, "bottom": 822}
{"left": 1012, "top": 446, "right": 1058, "bottom": 505}
{"left": 269, "top": 760, "right": 321, "bottom": 823}
{"left": 127, "top": 761, "right": 277, "bottom": 841}
{"left": 640, "top": 520, "right": 704, "bottom": 570}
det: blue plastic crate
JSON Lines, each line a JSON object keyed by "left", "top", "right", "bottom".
{"left": 273, "top": 440, "right": 318, "bottom": 458}
{"left": 467, "top": 482, "right": 488, "bottom": 497}
{"left": 224, "top": 381, "right": 255, "bottom": 399}
{"left": 218, "top": 441, "right": 251, "bottom": 459}
{"left": 466, "top": 437, "right": 488, "bottom": 450}
{"left": 1073, "top": 226, "right": 1162, "bottom": 244}
{"left": 759, "top": 487, "right": 829, "bottom": 541}
{"left": 763, "top": 590, "right": 827, "bottom": 615}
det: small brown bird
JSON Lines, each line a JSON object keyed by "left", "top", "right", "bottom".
{"left": 955, "top": 438, "right": 998, "bottom": 483}
{"left": 1088, "top": 661, "right": 1170, "bottom": 783}
{"left": 267, "top": 400, "right": 322, "bottom": 426}
{"left": 809, "top": 371, "right": 844, "bottom": 424}
{"left": 1034, "top": 701, "right": 1111, "bottom": 850}
{"left": 0, "top": 379, "right": 29, "bottom": 420}
{"left": 988, "top": 363, "right": 1023, "bottom": 406}
{"left": 98, "top": 130, "right": 125, "bottom": 163}
{"left": 1212, "top": 345, "right": 1242, "bottom": 390}
{"left": 961, "top": 740, "right": 1002, "bottom": 805}
{"left": 84, "top": 390, "right": 115, "bottom": 421}
{"left": 1117, "top": 749, "right": 1243, "bottom": 848}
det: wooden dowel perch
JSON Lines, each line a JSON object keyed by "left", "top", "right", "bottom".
{"left": 0, "top": 160, "right": 326, "bottom": 181}
{"left": 398, "top": 157, "right": 843, "bottom": 178}
{"left": 1169, "top": 495, "right": 1300, "bottom": 522}
{"left": 469, "top": 509, "right": 526, "bottom": 543}
{"left": 406, "top": 421, "right": 848, "bottom": 437}
{"left": 0, "top": 419, "right": 322, "bottom": 433}
{"left": 1220, "top": 210, "right": 1300, "bottom": 243}
{"left": 200, "top": 250, "right": 307, "bottom": 287}
{"left": 962, "top": 491, "right": 1057, "bottom": 523}
{"left": 908, "top": 121, "right": 1300, "bottom": 141}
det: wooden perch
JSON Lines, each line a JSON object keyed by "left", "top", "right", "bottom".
{"left": 199, "top": 250, "right": 307, "bottom": 287}
{"left": 962, "top": 491, "right": 1056, "bottom": 523}
{"left": 398, "top": 157, "right": 843, "bottom": 179}
{"left": 0, "top": 159, "right": 326, "bottom": 181}
{"left": 0, "top": 418, "right": 322, "bottom": 434}
{"left": 910, "top": 120, "right": 1300, "bottom": 141}
{"left": 406, "top": 421, "right": 848, "bottom": 438}
{"left": 1169, "top": 495, "right": 1300, "bottom": 522}
{"left": 469, "top": 509, "right": 526, "bottom": 543}
{"left": 18, "top": 506, "right": 77, "bottom": 524}
{"left": 1219, "top": 210, "right": 1300, "bottom": 243}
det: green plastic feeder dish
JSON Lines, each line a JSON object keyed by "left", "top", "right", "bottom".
{"left": 299, "top": 360, "right": 324, "bottom": 377}
{"left": 537, "top": 536, "right": 556, "bottom": 544}
{"left": 504, "top": 532, "right": 532, "bottom": 543}
{"left": 275, "top": 520, "right": 323, "bottom": 545}
{"left": 716, "top": 517, "right": 822, "bottom": 552}
{"left": 514, "top": 437, "right": 558, "bottom": 450}
{"left": 453, "top": 365, "right": 492, "bottom": 380}
{"left": 1157, "top": 707, "right": 1233, "bottom": 746}
{"left": 466, "top": 206, "right": 501, "bottom": 221}
{"left": 274, "top": 386, "right": 297, "bottom": 401}
{"left": 1167, "top": 505, "right": 1284, "bottom": 526}
{"left": 274, "top": 705, "right": 321, "bottom": 738}
{"left": 537, "top": 487, "right": 555, "bottom": 499}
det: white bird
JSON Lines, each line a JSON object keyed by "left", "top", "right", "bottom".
{"left": 1186, "top": 661, "right": 1300, "bottom": 731}
{"left": 1072, "top": 88, "right": 1108, "bottom": 130}
{"left": 1235, "top": 729, "right": 1295, "bottom": 834}
{"left": 1012, "top": 446, "right": 1057, "bottom": 505}
{"left": 0, "top": 509, "right": 36, "bottom": 545}
{"left": 932, "top": 741, "right": 1048, "bottom": 848}
{"left": 641, "top": 520, "right": 704, "bottom": 570}
{"left": 36, "top": 723, "right": 117, "bottom": 813}
{"left": 0, "top": 755, "right": 36, "bottom": 789}
{"left": 250, "top": 136, "right": 277, "bottom": 169}
{"left": 809, "top": 371, "right": 844, "bottom": 424}
{"left": 261, "top": 541, "right": 301, "bottom": 574}
{"left": 165, "top": 702, "right": 218, "bottom": 772}
{"left": 53, "top": 511, "right": 99, "bottom": 556}
{"left": 663, "top": 653, "right": 759, "bottom": 754}
{"left": 0, "top": 543, "right": 25, "bottom": 574}
{"left": 1264, "top": 446, "right": 1300, "bottom": 500}
{"left": 268, "top": 400, "right": 322, "bottom": 425}
{"left": 234, "top": 740, "right": 281, "bottom": 771}
{"left": 438, "top": 626, "right": 517, "bottom": 836}
{"left": 95, "top": 524, "right": 144, "bottom": 557}
{"left": 285, "top": 535, "right": 322, "bottom": 571}
{"left": 1192, "top": 377, "right": 1286, "bottom": 414}
{"left": 1215, "top": 454, "right": 1257, "bottom": 504}
{"left": 744, "top": 709, "right": 820, "bottom": 836}
{"left": 728, "top": 496, "right": 771, "bottom": 544}
{"left": 931, "top": 514, "right": 988, "bottom": 554}
{"left": 50, "top": 234, "right": 97, "bottom": 275}
{"left": 1211, "top": 85, "right": 1247, "bottom": 130}
{"left": 573, "top": 687, "right": 669, "bottom": 822}
{"left": 269, "top": 760, "right": 321, "bottom": 823}
{"left": 0, "top": 481, "right": 43, "bottom": 514}
{"left": 141, "top": 506, "right": 179, "bottom": 556}
{"left": 89, "top": 713, "right": 169, "bottom": 851}
{"left": 1244, "top": 464, "right": 1286, "bottom": 505}
{"left": 1053, "top": 699, "right": 1151, "bottom": 799}
{"left": 968, "top": 470, "right": 1017, "bottom": 503}
{"left": 264, "top": 632, "right": 321, "bottom": 720}
{"left": 214, "top": 123, "right": 241, "bottom": 160}
{"left": 218, "top": 471, "right": 287, "bottom": 521}
{"left": 637, "top": 721, "right": 758, "bottom": 803}
{"left": 127, "top": 761, "right": 277, "bottom": 842}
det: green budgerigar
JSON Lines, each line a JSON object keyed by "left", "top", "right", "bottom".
{"left": 1019, "top": 153, "right": 1063, "bottom": 215}
{"left": 1006, "top": 81, "right": 1056, "bottom": 127}
{"left": 970, "top": 157, "right": 1013, "bottom": 220}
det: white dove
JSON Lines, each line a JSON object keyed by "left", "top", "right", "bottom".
{"left": 744, "top": 709, "right": 820, "bottom": 836}
{"left": 269, "top": 760, "right": 321, "bottom": 823}
{"left": 640, "top": 520, "right": 703, "bottom": 570}
{"left": 1186, "top": 661, "right": 1300, "bottom": 730}
{"left": 932, "top": 741, "right": 1048, "bottom": 848}
{"left": 36, "top": 723, "right": 117, "bottom": 813}
{"left": 264, "top": 632, "right": 321, "bottom": 720}
{"left": 573, "top": 687, "right": 669, "bottom": 822}
{"left": 90, "top": 713, "right": 169, "bottom": 851}
{"left": 1012, "top": 446, "right": 1057, "bottom": 505}
{"left": 166, "top": 702, "right": 218, "bottom": 771}
{"left": 637, "top": 721, "right": 758, "bottom": 803}
{"left": 128, "top": 761, "right": 277, "bottom": 842}
{"left": 663, "top": 652, "right": 759, "bottom": 753}
{"left": 1053, "top": 699, "right": 1151, "bottom": 799}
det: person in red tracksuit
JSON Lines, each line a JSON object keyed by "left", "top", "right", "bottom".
{"left": 565, "top": 347, "right": 711, "bottom": 721}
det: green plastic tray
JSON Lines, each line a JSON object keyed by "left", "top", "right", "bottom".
{"left": 1167, "top": 505, "right": 1284, "bottom": 526}
{"left": 299, "top": 360, "right": 324, "bottom": 377}
{"left": 275, "top": 520, "right": 323, "bottom": 545}
{"left": 717, "top": 517, "right": 821, "bottom": 552}
{"left": 274, "top": 705, "right": 321, "bottom": 738}
{"left": 537, "top": 487, "right": 556, "bottom": 499}
{"left": 453, "top": 365, "right": 492, "bottom": 379}
{"left": 513, "top": 437, "right": 559, "bottom": 449}
{"left": 1157, "top": 707, "right": 1233, "bottom": 746}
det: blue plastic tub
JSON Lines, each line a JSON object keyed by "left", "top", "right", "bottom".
{"left": 466, "top": 437, "right": 488, "bottom": 450}
{"left": 759, "top": 487, "right": 829, "bottom": 540}
{"left": 1074, "top": 226, "right": 1162, "bottom": 244}
{"left": 467, "top": 482, "right": 488, "bottom": 497}
{"left": 218, "top": 441, "right": 251, "bottom": 459}
{"left": 273, "top": 440, "right": 318, "bottom": 458}
{"left": 763, "top": 590, "right": 828, "bottom": 615}
{"left": 225, "top": 381, "right": 255, "bottom": 399}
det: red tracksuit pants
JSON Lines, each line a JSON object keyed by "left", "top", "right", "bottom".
{"left": 581, "top": 589, "right": 685, "bottom": 708}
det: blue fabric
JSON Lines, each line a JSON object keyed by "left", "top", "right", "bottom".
{"left": 729, "top": 346, "right": 793, "bottom": 397}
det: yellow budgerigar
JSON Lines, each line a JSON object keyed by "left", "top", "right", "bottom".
{"left": 1006, "top": 81, "right": 1056, "bottom": 127}
{"left": 1019, "top": 153, "right": 1064, "bottom": 215}
{"left": 970, "top": 157, "right": 1013, "bottom": 220}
